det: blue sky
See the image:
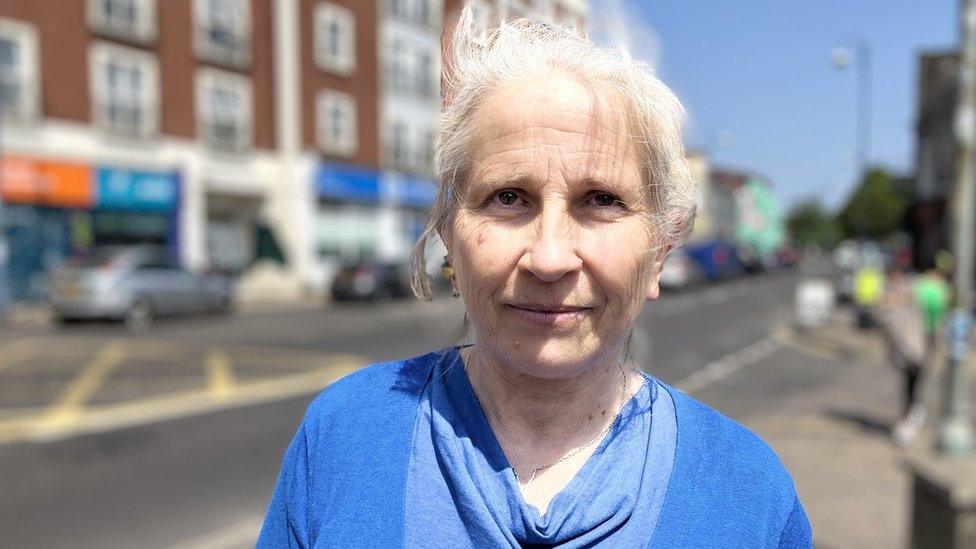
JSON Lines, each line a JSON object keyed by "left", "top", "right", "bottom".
{"left": 590, "top": 0, "right": 957, "bottom": 210}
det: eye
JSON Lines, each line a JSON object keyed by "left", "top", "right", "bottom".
{"left": 588, "top": 191, "right": 625, "bottom": 209}
{"left": 494, "top": 189, "right": 520, "bottom": 206}
{"left": 593, "top": 192, "right": 618, "bottom": 207}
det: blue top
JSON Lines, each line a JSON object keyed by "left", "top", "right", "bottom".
{"left": 258, "top": 348, "right": 813, "bottom": 548}
{"left": 403, "top": 346, "right": 676, "bottom": 547}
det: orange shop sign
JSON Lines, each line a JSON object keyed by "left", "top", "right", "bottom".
{"left": 0, "top": 156, "right": 94, "bottom": 209}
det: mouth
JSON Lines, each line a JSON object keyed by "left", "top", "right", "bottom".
{"left": 505, "top": 303, "right": 592, "bottom": 327}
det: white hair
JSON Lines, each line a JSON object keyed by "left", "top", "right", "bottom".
{"left": 411, "top": 9, "right": 696, "bottom": 300}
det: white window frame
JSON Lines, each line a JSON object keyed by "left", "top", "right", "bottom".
{"left": 0, "top": 18, "right": 40, "bottom": 121}
{"left": 388, "top": 0, "right": 440, "bottom": 29}
{"left": 385, "top": 39, "right": 438, "bottom": 98}
{"left": 314, "top": 2, "right": 356, "bottom": 77}
{"left": 316, "top": 89, "right": 357, "bottom": 157}
{"left": 196, "top": 67, "right": 253, "bottom": 151}
{"left": 87, "top": 0, "right": 157, "bottom": 44}
{"left": 193, "top": 0, "right": 252, "bottom": 68}
{"left": 89, "top": 41, "right": 159, "bottom": 138}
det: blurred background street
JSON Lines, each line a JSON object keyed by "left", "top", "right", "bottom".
{"left": 2, "top": 0, "right": 976, "bottom": 548}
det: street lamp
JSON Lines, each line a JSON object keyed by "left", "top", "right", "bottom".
{"left": 937, "top": 0, "right": 976, "bottom": 456}
{"left": 830, "top": 37, "right": 872, "bottom": 179}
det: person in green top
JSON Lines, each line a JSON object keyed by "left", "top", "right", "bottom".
{"left": 887, "top": 262, "right": 951, "bottom": 446}
{"left": 916, "top": 266, "right": 952, "bottom": 342}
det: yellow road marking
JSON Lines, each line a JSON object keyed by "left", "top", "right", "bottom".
{"left": 45, "top": 340, "right": 127, "bottom": 425}
{"left": 206, "top": 347, "right": 236, "bottom": 398}
{"left": 0, "top": 353, "right": 364, "bottom": 445}
{"left": 0, "top": 338, "right": 38, "bottom": 374}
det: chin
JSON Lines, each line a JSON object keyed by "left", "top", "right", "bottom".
{"left": 497, "top": 337, "right": 602, "bottom": 379}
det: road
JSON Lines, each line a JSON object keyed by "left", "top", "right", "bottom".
{"left": 0, "top": 267, "right": 836, "bottom": 548}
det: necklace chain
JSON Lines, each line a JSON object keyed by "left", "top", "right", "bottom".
{"left": 460, "top": 346, "right": 631, "bottom": 488}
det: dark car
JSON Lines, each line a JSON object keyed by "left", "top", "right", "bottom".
{"left": 330, "top": 261, "right": 412, "bottom": 301}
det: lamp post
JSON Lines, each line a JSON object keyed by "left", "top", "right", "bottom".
{"left": 830, "top": 37, "right": 872, "bottom": 179}
{"left": 937, "top": 0, "right": 976, "bottom": 456}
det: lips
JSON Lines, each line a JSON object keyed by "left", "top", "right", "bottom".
{"left": 508, "top": 303, "right": 590, "bottom": 313}
{"left": 505, "top": 303, "right": 592, "bottom": 327}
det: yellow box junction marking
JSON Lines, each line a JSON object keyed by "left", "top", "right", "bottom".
{"left": 0, "top": 338, "right": 38, "bottom": 374}
{"left": 206, "top": 347, "right": 236, "bottom": 398}
{"left": 45, "top": 340, "right": 126, "bottom": 425}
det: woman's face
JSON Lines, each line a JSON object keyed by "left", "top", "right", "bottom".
{"left": 446, "top": 73, "right": 667, "bottom": 378}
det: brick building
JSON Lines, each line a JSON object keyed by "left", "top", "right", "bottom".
{"left": 0, "top": 0, "right": 587, "bottom": 303}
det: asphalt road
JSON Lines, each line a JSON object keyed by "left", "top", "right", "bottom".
{"left": 0, "top": 267, "right": 836, "bottom": 548}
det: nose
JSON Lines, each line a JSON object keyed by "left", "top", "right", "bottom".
{"left": 517, "top": 209, "right": 583, "bottom": 282}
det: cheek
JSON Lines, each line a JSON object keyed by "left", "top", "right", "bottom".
{"left": 582, "top": 224, "right": 655, "bottom": 302}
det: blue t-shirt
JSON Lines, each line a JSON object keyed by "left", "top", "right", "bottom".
{"left": 403, "top": 346, "right": 677, "bottom": 547}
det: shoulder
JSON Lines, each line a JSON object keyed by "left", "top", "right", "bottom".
{"left": 300, "top": 348, "right": 445, "bottom": 436}
{"left": 652, "top": 384, "right": 808, "bottom": 546}
{"left": 665, "top": 383, "right": 795, "bottom": 491}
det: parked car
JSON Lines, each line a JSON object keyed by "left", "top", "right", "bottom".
{"left": 330, "top": 261, "right": 412, "bottom": 301}
{"left": 51, "top": 246, "right": 234, "bottom": 331}
{"left": 659, "top": 249, "right": 703, "bottom": 291}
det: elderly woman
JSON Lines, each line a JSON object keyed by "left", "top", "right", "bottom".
{"left": 259, "top": 13, "right": 811, "bottom": 548}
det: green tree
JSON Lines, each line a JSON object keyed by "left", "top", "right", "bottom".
{"left": 838, "top": 168, "right": 907, "bottom": 240}
{"left": 787, "top": 200, "right": 842, "bottom": 249}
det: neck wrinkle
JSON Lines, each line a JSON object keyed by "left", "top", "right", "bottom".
{"left": 463, "top": 345, "right": 631, "bottom": 454}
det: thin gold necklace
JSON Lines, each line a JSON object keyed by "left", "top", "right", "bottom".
{"left": 460, "top": 346, "right": 631, "bottom": 488}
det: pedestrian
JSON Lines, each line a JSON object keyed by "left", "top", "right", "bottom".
{"left": 853, "top": 259, "right": 884, "bottom": 329}
{"left": 877, "top": 263, "right": 927, "bottom": 446}
{"left": 259, "top": 11, "right": 811, "bottom": 548}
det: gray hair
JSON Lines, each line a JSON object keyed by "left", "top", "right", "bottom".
{"left": 411, "top": 9, "right": 696, "bottom": 300}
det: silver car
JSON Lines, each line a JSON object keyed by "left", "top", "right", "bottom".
{"left": 51, "top": 246, "right": 233, "bottom": 331}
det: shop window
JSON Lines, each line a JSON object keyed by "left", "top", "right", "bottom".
{"left": 0, "top": 18, "right": 40, "bottom": 121}
{"left": 314, "top": 2, "right": 355, "bottom": 76}
{"left": 196, "top": 68, "right": 252, "bottom": 151}
{"left": 193, "top": 0, "right": 251, "bottom": 68}
{"left": 317, "top": 89, "right": 357, "bottom": 157}
{"left": 87, "top": 0, "right": 157, "bottom": 44}
{"left": 89, "top": 42, "right": 159, "bottom": 138}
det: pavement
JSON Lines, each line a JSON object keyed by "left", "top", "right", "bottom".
{"left": 741, "top": 304, "right": 976, "bottom": 549}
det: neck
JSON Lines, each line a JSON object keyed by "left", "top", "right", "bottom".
{"left": 463, "top": 344, "right": 635, "bottom": 463}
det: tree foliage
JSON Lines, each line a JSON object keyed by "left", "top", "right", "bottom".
{"left": 787, "top": 200, "right": 842, "bottom": 249}
{"left": 838, "top": 168, "right": 907, "bottom": 240}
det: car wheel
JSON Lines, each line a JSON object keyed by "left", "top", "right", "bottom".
{"left": 124, "top": 297, "right": 154, "bottom": 332}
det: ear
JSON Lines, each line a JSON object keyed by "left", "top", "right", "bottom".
{"left": 645, "top": 244, "right": 672, "bottom": 301}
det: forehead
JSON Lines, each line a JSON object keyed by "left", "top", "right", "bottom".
{"left": 468, "top": 74, "right": 641, "bottom": 186}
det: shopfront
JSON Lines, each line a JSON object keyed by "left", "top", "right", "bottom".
{"left": 311, "top": 162, "right": 438, "bottom": 290}
{"left": 0, "top": 156, "right": 180, "bottom": 301}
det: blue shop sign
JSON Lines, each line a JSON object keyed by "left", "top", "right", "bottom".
{"left": 389, "top": 173, "right": 437, "bottom": 208}
{"left": 315, "top": 162, "right": 381, "bottom": 203}
{"left": 96, "top": 167, "right": 179, "bottom": 212}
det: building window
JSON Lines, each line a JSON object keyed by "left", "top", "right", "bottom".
{"left": 87, "top": 0, "right": 157, "bottom": 44}
{"left": 193, "top": 0, "right": 251, "bottom": 68}
{"left": 196, "top": 68, "right": 252, "bottom": 151}
{"left": 0, "top": 19, "right": 39, "bottom": 121}
{"left": 388, "top": 0, "right": 439, "bottom": 29}
{"left": 390, "top": 121, "right": 410, "bottom": 170}
{"left": 386, "top": 40, "right": 437, "bottom": 98}
{"left": 314, "top": 2, "right": 356, "bottom": 76}
{"left": 317, "top": 89, "right": 357, "bottom": 157}
{"left": 89, "top": 42, "right": 159, "bottom": 137}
